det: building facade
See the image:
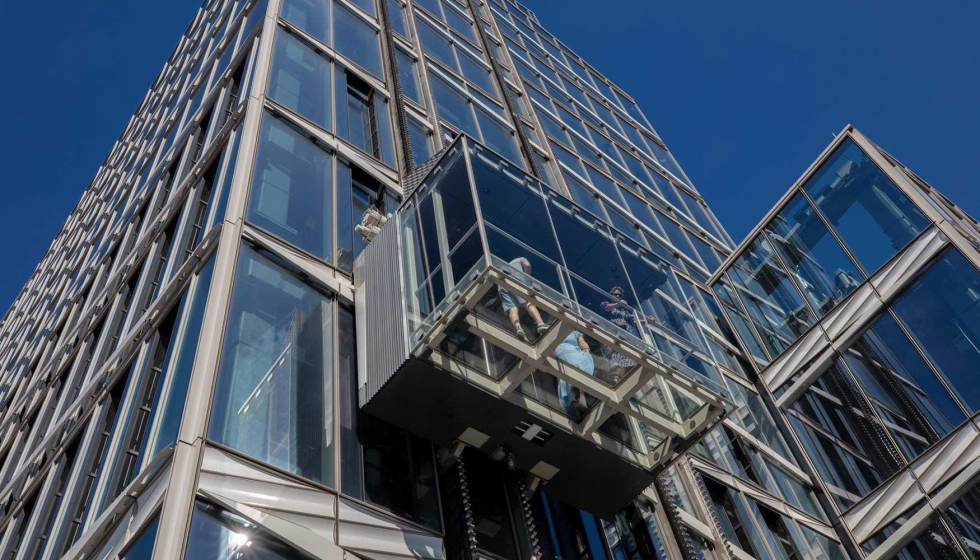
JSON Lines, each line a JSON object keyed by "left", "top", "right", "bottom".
{"left": 0, "top": 0, "right": 976, "bottom": 559}
{"left": 709, "top": 126, "right": 980, "bottom": 560}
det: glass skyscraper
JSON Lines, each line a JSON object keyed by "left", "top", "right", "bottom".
{"left": 0, "top": 0, "right": 977, "bottom": 558}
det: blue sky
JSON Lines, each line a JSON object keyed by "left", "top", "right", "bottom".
{"left": 0, "top": 0, "right": 977, "bottom": 311}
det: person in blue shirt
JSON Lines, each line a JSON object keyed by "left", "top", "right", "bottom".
{"left": 556, "top": 331, "right": 594, "bottom": 415}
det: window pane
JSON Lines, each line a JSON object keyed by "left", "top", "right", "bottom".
{"left": 209, "top": 245, "right": 335, "bottom": 487}
{"left": 802, "top": 138, "right": 929, "bottom": 273}
{"left": 892, "top": 247, "right": 980, "bottom": 413}
{"left": 842, "top": 313, "right": 964, "bottom": 461}
{"left": 765, "top": 192, "right": 863, "bottom": 316}
{"left": 413, "top": 0, "right": 442, "bottom": 17}
{"left": 338, "top": 306, "right": 361, "bottom": 499}
{"left": 407, "top": 118, "right": 434, "bottom": 167}
{"left": 348, "top": 0, "right": 376, "bottom": 17}
{"left": 646, "top": 140, "right": 691, "bottom": 186}
{"left": 361, "top": 416, "right": 442, "bottom": 531}
{"left": 279, "top": 0, "right": 330, "bottom": 46}
{"left": 458, "top": 51, "right": 497, "bottom": 97}
{"left": 443, "top": 3, "right": 478, "bottom": 43}
{"left": 149, "top": 256, "right": 216, "bottom": 457}
{"left": 120, "top": 515, "right": 160, "bottom": 560}
{"left": 396, "top": 49, "right": 423, "bottom": 105}
{"left": 416, "top": 20, "right": 455, "bottom": 68}
{"left": 431, "top": 73, "right": 478, "bottom": 136}
{"left": 184, "top": 499, "right": 315, "bottom": 559}
{"left": 787, "top": 361, "right": 898, "bottom": 510}
{"left": 334, "top": 4, "right": 383, "bottom": 77}
{"left": 268, "top": 30, "right": 332, "bottom": 132}
{"left": 728, "top": 235, "right": 815, "bottom": 357}
{"left": 476, "top": 109, "right": 523, "bottom": 168}
{"left": 387, "top": 0, "right": 407, "bottom": 36}
{"left": 247, "top": 114, "right": 334, "bottom": 260}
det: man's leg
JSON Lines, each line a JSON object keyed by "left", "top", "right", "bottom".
{"left": 507, "top": 307, "right": 521, "bottom": 330}
{"left": 525, "top": 303, "right": 548, "bottom": 333}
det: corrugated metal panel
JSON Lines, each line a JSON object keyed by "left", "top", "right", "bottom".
{"left": 403, "top": 145, "right": 450, "bottom": 199}
{"left": 361, "top": 220, "right": 410, "bottom": 404}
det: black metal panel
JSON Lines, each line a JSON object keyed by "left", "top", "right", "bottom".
{"left": 361, "top": 356, "right": 655, "bottom": 518}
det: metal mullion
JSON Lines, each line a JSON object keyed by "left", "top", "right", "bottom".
{"left": 784, "top": 408, "right": 879, "bottom": 471}
{"left": 160, "top": 186, "right": 198, "bottom": 285}
{"left": 45, "top": 398, "right": 110, "bottom": 557}
{"left": 137, "top": 270, "right": 204, "bottom": 473}
{"left": 79, "top": 291, "right": 129, "bottom": 392}
{"left": 10, "top": 458, "right": 61, "bottom": 560}
{"left": 88, "top": 338, "right": 153, "bottom": 520}
{"left": 153, "top": 22, "right": 273, "bottom": 551}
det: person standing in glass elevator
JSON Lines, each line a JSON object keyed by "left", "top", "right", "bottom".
{"left": 499, "top": 257, "right": 548, "bottom": 341}
{"left": 601, "top": 286, "right": 640, "bottom": 384}
{"left": 556, "top": 331, "right": 594, "bottom": 415}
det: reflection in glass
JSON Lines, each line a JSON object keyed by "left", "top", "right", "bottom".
{"left": 334, "top": 3, "right": 383, "bottom": 77}
{"left": 431, "top": 73, "right": 478, "bottom": 138}
{"left": 892, "top": 247, "right": 980, "bottom": 413}
{"left": 184, "top": 499, "right": 314, "bottom": 559}
{"left": 360, "top": 417, "right": 443, "bottom": 531}
{"left": 728, "top": 236, "right": 814, "bottom": 358}
{"left": 786, "top": 361, "right": 902, "bottom": 510}
{"left": 247, "top": 114, "right": 333, "bottom": 260}
{"left": 396, "top": 48, "right": 423, "bottom": 106}
{"left": 802, "top": 138, "right": 929, "bottom": 273}
{"left": 765, "top": 192, "right": 863, "bottom": 316}
{"left": 843, "top": 312, "right": 965, "bottom": 461}
{"left": 279, "top": 0, "right": 330, "bottom": 46}
{"left": 120, "top": 515, "right": 160, "bottom": 560}
{"left": 209, "top": 245, "right": 335, "bottom": 487}
{"left": 268, "top": 30, "right": 332, "bottom": 132}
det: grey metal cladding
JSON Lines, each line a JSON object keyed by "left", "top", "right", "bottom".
{"left": 361, "top": 219, "right": 409, "bottom": 405}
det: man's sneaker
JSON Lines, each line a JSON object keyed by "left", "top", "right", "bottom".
{"left": 536, "top": 323, "right": 548, "bottom": 334}
{"left": 516, "top": 327, "right": 527, "bottom": 341}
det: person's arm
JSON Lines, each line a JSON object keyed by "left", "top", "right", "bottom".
{"left": 576, "top": 334, "right": 590, "bottom": 352}
{"left": 602, "top": 300, "right": 618, "bottom": 312}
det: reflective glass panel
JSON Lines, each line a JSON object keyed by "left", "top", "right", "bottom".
{"left": 279, "top": 0, "right": 330, "bottom": 46}
{"left": 728, "top": 235, "right": 815, "bottom": 358}
{"left": 184, "top": 499, "right": 314, "bottom": 559}
{"left": 119, "top": 515, "right": 159, "bottom": 560}
{"left": 396, "top": 48, "right": 423, "bottom": 105}
{"left": 387, "top": 0, "right": 407, "bottom": 36}
{"left": 787, "top": 361, "right": 902, "bottom": 510}
{"left": 842, "top": 313, "right": 964, "bottom": 461}
{"left": 430, "top": 73, "right": 478, "bottom": 137}
{"left": 475, "top": 108, "right": 523, "bottom": 167}
{"left": 765, "top": 192, "right": 863, "bottom": 316}
{"left": 246, "top": 114, "right": 333, "bottom": 260}
{"left": 892, "top": 247, "right": 980, "bottom": 413}
{"left": 334, "top": 4, "right": 383, "bottom": 77}
{"left": 209, "top": 245, "right": 335, "bottom": 486}
{"left": 802, "top": 138, "right": 929, "bottom": 273}
{"left": 268, "top": 30, "right": 332, "bottom": 132}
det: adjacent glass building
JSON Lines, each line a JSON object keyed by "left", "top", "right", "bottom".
{"left": 0, "top": 0, "right": 976, "bottom": 558}
{"left": 710, "top": 127, "right": 980, "bottom": 560}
